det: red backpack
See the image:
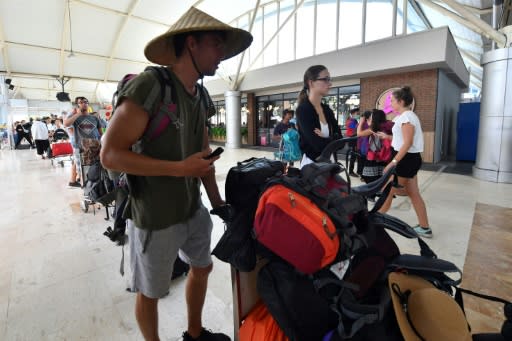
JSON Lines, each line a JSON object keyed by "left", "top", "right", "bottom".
{"left": 254, "top": 163, "right": 366, "bottom": 274}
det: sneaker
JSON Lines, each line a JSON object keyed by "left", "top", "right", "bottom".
{"left": 413, "top": 225, "right": 433, "bottom": 238}
{"left": 183, "top": 328, "right": 231, "bottom": 341}
{"left": 349, "top": 172, "right": 359, "bottom": 177}
{"left": 68, "top": 181, "right": 81, "bottom": 188}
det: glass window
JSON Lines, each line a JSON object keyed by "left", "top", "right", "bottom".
{"left": 316, "top": 0, "right": 338, "bottom": 54}
{"left": 283, "top": 91, "right": 298, "bottom": 100}
{"left": 241, "top": 101, "right": 249, "bottom": 126}
{"left": 406, "top": 0, "right": 428, "bottom": 33}
{"left": 338, "top": 93, "right": 360, "bottom": 127}
{"left": 396, "top": 0, "right": 404, "bottom": 35}
{"left": 296, "top": 0, "right": 315, "bottom": 59}
{"left": 238, "top": 14, "right": 251, "bottom": 72}
{"left": 339, "top": 84, "right": 361, "bottom": 95}
{"left": 269, "top": 94, "right": 283, "bottom": 101}
{"left": 366, "top": 0, "right": 394, "bottom": 43}
{"left": 263, "top": 3, "right": 278, "bottom": 67}
{"left": 278, "top": 0, "right": 296, "bottom": 63}
{"left": 339, "top": 0, "right": 363, "bottom": 48}
{"left": 323, "top": 95, "right": 339, "bottom": 116}
{"left": 249, "top": 8, "right": 264, "bottom": 70}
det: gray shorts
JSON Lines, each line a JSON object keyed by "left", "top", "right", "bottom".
{"left": 127, "top": 204, "right": 213, "bottom": 299}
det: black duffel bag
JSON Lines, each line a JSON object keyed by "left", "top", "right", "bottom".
{"left": 212, "top": 157, "right": 284, "bottom": 271}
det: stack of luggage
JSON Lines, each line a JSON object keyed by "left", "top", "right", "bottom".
{"left": 212, "top": 138, "right": 512, "bottom": 341}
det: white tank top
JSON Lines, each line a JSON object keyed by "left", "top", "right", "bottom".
{"left": 320, "top": 121, "right": 329, "bottom": 137}
{"left": 300, "top": 121, "right": 333, "bottom": 168}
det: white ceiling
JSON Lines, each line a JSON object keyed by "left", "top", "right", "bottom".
{"left": 0, "top": 0, "right": 271, "bottom": 103}
{"left": 0, "top": 0, "right": 507, "bottom": 103}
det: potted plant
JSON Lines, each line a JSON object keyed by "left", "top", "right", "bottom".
{"left": 241, "top": 126, "right": 248, "bottom": 144}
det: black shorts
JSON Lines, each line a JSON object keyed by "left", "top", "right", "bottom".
{"left": 392, "top": 150, "right": 422, "bottom": 178}
{"left": 35, "top": 139, "right": 50, "bottom": 155}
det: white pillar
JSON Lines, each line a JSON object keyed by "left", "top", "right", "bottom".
{"left": 225, "top": 90, "right": 241, "bottom": 149}
{"left": 473, "top": 47, "right": 512, "bottom": 183}
{"left": 0, "top": 76, "right": 12, "bottom": 149}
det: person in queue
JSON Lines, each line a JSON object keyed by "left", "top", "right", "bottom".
{"left": 377, "top": 86, "right": 432, "bottom": 238}
{"left": 100, "top": 7, "right": 252, "bottom": 341}
{"left": 295, "top": 65, "right": 341, "bottom": 168}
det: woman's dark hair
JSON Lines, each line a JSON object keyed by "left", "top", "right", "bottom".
{"left": 362, "top": 110, "right": 372, "bottom": 119}
{"left": 297, "top": 65, "right": 327, "bottom": 104}
{"left": 370, "top": 109, "right": 387, "bottom": 132}
{"left": 392, "top": 86, "right": 414, "bottom": 107}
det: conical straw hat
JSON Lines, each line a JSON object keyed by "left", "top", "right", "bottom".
{"left": 144, "top": 7, "right": 253, "bottom": 65}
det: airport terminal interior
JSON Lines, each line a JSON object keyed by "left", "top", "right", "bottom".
{"left": 1, "top": 0, "right": 512, "bottom": 340}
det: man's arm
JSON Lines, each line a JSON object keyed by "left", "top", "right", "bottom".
{"left": 100, "top": 98, "right": 216, "bottom": 178}
{"left": 200, "top": 128, "right": 224, "bottom": 208}
{"left": 272, "top": 123, "right": 283, "bottom": 141}
{"left": 63, "top": 108, "right": 80, "bottom": 127}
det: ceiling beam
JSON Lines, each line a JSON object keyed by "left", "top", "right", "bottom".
{"left": 460, "top": 48, "right": 483, "bottom": 70}
{"left": 437, "top": 0, "right": 507, "bottom": 47}
{"left": 7, "top": 71, "right": 123, "bottom": 85}
{"left": 462, "top": 4, "right": 493, "bottom": 15}
{"left": 453, "top": 33, "right": 484, "bottom": 50}
{"left": 72, "top": 0, "right": 167, "bottom": 27}
{"left": 411, "top": 0, "right": 433, "bottom": 29}
{"left": 236, "top": 0, "right": 306, "bottom": 88}
{"left": 232, "top": 0, "right": 261, "bottom": 90}
{"left": 3, "top": 41, "right": 147, "bottom": 66}
{"left": 416, "top": 0, "right": 485, "bottom": 33}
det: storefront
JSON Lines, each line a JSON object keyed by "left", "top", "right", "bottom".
{"left": 255, "top": 84, "right": 360, "bottom": 146}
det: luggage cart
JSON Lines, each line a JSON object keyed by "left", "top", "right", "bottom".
{"left": 78, "top": 140, "right": 114, "bottom": 220}
{"left": 49, "top": 140, "right": 73, "bottom": 167}
{"left": 229, "top": 137, "right": 395, "bottom": 340}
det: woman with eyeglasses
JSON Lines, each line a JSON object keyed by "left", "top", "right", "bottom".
{"left": 296, "top": 65, "right": 341, "bottom": 168}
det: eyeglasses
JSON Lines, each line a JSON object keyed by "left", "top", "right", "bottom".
{"left": 78, "top": 100, "right": 88, "bottom": 104}
{"left": 315, "top": 76, "right": 331, "bottom": 83}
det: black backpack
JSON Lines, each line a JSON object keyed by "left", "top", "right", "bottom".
{"left": 84, "top": 161, "right": 116, "bottom": 206}
{"left": 211, "top": 157, "right": 285, "bottom": 271}
{"left": 102, "top": 66, "right": 177, "bottom": 246}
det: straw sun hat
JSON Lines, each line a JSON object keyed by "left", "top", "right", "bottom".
{"left": 144, "top": 7, "right": 253, "bottom": 66}
{"left": 388, "top": 272, "right": 472, "bottom": 341}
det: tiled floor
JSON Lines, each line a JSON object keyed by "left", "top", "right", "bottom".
{"left": 462, "top": 203, "right": 512, "bottom": 333}
{"left": 1, "top": 145, "right": 511, "bottom": 340}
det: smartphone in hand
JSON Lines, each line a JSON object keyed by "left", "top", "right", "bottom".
{"left": 204, "top": 147, "right": 224, "bottom": 160}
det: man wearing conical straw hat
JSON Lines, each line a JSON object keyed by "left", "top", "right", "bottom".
{"left": 101, "top": 7, "right": 252, "bottom": 341}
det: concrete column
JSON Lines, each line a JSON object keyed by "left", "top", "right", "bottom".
{"left": 0, "top": 76, "right": 12, "bottom": 148}
{"left": 225, "top": 90, "right": 241, "bottom": 149}
{"left": 473, "top": 47, "right": 512, "bottom": 183}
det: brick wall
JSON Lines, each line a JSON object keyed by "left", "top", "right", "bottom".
{"left": 360, "top": 69, "right": 439, "bottom": 162}
{"left": 360, "top": 69, "right": 438, "bottom": 132}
